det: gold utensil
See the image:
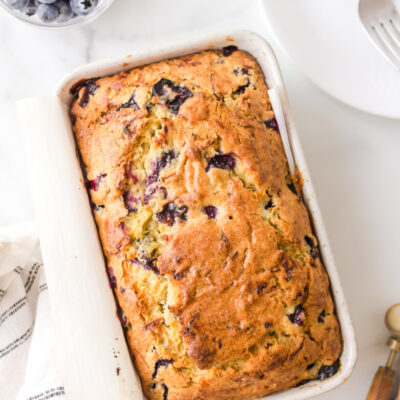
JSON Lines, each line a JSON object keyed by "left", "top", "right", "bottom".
{"left": 366, "top": 303, "right": 400, "bottom": 400}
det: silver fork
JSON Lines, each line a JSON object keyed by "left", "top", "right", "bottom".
{"left": 359, "top": 0, "right": 400, "bottom": 70}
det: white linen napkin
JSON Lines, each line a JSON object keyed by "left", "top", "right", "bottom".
{"left": 0, "top": 222, "right": 65, "bottom": 400}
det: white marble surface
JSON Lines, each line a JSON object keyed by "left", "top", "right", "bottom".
{"left": 1, "top": 0, "right": 400, "bottom": 399}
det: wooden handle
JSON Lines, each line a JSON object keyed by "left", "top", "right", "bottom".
{"left": 366, "top": 366, "right": 396, "bottom": 400}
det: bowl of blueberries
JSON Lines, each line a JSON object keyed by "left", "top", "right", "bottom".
{"left": 0, "top": 0, "right": 113, "bottom": 27}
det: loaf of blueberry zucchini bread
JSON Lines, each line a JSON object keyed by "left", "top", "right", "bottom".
{"left": 70, "top": 46, "right": 342, "bottom": 400}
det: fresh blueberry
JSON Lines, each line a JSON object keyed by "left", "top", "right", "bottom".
{"left": 69, "top": 0, "right": 98, "bottom": 15}
{"left": 55, "top": 0, "right": 74, "bottom": 22}
{"left": 5, "top": 0, "right": 29, "bottom": 11}
{"left": 202, "top": 205, "right": 218, "bottom": 219}
{"left": 23, "top": 0, "right": 37, "bottom": 15}
{"left": 38, "top": 0, "right": 57, "bottom": 4}
{"left": 206, "top": 153, "right": 236, "bottom": 172}
{"left": 37, "top": 3, "right": 59, "bottom": 22}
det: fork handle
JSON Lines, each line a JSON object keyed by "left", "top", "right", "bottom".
{"left": 366, "top": 366, "right": 395, "bottom": 400}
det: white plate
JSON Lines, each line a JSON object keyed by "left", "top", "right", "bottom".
{"left": 260, "top": 0, "right": 400, "bottom": 119}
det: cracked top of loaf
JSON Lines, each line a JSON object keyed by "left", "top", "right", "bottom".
{"left": 70, "top": 46, "right": 342, "bottom": 400}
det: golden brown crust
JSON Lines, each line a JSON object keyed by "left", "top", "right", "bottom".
{"left": 70, "top": 48, "right": 342, "bottom": 400}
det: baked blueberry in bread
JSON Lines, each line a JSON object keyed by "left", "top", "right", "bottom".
{"left": 70, "top": 47, "right": 342, "bottom": 400}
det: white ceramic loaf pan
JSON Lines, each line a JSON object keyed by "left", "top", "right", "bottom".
{"left": 31, "top": 30, "right": 357, "bottom": 400}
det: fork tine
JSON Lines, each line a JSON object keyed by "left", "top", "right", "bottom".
{"left": 380, "top": 10, "right": 400, "bottom": 48}
{"left": 390, "top": 11, "right": 400, "bottom": 32}
{"left": 368, "top": 17, "right": 400, "bottom": 69}
{"left": 376, "top": 21, "right": 400, "bottom": 59}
